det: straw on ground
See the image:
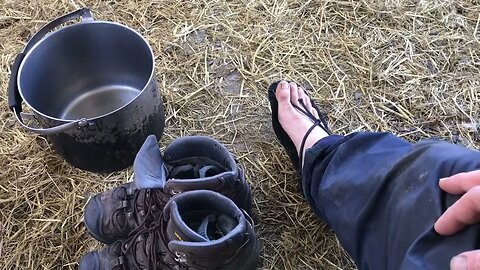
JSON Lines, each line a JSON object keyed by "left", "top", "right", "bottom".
{"left": 1, "top": 0, "right": 479, "bottom": 269}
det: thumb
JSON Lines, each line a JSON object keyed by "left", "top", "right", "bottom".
{"left": 450, "top": 250, "right": 480, "bottom": 270}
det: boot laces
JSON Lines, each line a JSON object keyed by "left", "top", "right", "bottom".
{"left": 121, "top": 218, "right": 166, "bottom": 270}
{"left": 110, "top": 187, "right": 167, "bottom": 237}
{"left": 119, "top": 211, "right": 189, "bottom": 270}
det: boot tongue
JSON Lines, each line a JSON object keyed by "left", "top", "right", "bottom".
{"left": 134, "top": 135, "right": 167, "bottom": 189}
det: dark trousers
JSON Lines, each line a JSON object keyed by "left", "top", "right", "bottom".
{"left": 302, "top": 132, "right": 480, "bottom": 270}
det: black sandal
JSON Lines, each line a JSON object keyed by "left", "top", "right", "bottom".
{"left": 267, "top": 80, "right": 332, "bottom": 172}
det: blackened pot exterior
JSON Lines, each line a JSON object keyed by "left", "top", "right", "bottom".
{"left": 37, "top": 79, "right": 164, "bottom": 172}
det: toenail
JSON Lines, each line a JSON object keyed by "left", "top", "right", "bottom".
{"left": 281, "top": 81, "right": 289, "bottom": 89}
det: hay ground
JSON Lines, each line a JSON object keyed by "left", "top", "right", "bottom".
{"left": 1, "top": 0, "right": 480, "bottom": 269}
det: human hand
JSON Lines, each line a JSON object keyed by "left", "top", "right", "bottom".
{"left": 434, "top": 170, "right": 480, "bottom": 270}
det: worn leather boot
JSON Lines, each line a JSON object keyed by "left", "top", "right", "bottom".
{"left": 161, "top": 135, "right": 252, "bottom": 215}
{"left": 84, "top": 135, "right": 252, "bottom": 244}
{"left": 79, "top": 190, "right": 259, "bottom": 270}
{"left": 159, "top": 190, "right": 259, "bottom": 269}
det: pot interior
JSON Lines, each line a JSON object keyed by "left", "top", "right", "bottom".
{"left": 18, "top": 22, "right": 153, "bottom": 120}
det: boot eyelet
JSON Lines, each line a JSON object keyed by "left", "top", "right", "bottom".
{"left": 120, "top": 200, "right": 128, "bottom": 209}
{"left": 171, "top": 189, "right": 182, "bottom": 195}
{"left": 175, "top": 251, "right": 189, "bottom": 263}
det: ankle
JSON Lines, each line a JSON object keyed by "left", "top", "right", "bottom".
{"left": 300, "top": 126, "right": 328, "bottom": 168}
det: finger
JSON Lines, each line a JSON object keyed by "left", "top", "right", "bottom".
{"left": 450, "top": 250, "right": 480, "bottom": 270}
{"left": 289, "top": 82, "right": 299, "bottom": 106}
{"left": 440, "top": 170, "right": 480, "bottom": 195}
{"left": 434, "top": 186, "right": 480, "bottom": 235}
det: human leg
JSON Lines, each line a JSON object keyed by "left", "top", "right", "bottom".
{"left": 269, "top": 80, "right": 480, "bottom": 270}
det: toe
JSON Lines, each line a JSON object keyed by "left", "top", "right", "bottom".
{"left": 297, "top": 86, "right": 305, "bottom": 100}
{"left": 290, "top": 82, "right": 299, "bottom": 106}
{"left": 275, "top": 81, "right": 291, "bottom": 103}
{"left": 298, "top": 87, "right": 313, "bottom": 112}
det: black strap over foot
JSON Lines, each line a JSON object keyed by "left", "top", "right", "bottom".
{"left": 294, "top": 98, "right": 332, "bottom": 170}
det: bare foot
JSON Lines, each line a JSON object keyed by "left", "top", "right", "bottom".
{"left": 275, "top": 81, "right": 329, "bottom": 166}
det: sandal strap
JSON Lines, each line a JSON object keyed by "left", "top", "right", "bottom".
{"left": 293, "top": 99, "right": 330, "bottom": 135}
{"left": 293, "top": 99, "right": 332, "bottom": 170}
{"left": 299, "top": 120, "right": 322, "bottom": 170}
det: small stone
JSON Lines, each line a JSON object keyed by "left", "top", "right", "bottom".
{"left": 461, "top": 122, "right": 478, "bottom": 131}
{"left": 353, "top": 91, "right": 362, "bottom": 105}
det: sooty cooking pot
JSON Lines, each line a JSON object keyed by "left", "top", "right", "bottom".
{"left": 8, "top": 8, "right": 165, "bottom": 173}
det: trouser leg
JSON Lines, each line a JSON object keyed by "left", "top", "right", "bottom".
{"left": 302, "top": 132, "right": 480, "bottom": 270}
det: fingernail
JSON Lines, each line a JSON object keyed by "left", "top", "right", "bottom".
{"left": 280, "top": 81, "right": 289, "bottom": 90}
{"left": 450, "top": 256, "right": 467, "bottom": 270}
{"left": 440, "top": 177, "right": 450, "bottom": 182}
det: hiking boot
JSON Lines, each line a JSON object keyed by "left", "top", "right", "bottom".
{"left": 79, "top": 190, "right": 259, "bottom": 270}
{"left": 161, "top": 135, "right": 252, "bottom": 214}
{"left": 84, "top": 135, "right": 253, "bottom": 244}
{"left": 134, "top": 135, "right": 252, "bottom": 213}
{"left": 160, "top": 190, "right": 259, "bottom": 269}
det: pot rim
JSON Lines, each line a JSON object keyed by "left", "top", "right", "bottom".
{"left": 17, "top": 20, "right": 156, "bottom": 123}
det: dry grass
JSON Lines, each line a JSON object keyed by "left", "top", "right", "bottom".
{"left": 1, "top": 0, "right": 479, "bottom": 269}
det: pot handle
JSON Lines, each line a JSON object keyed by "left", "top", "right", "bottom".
{"left": 24, "top": 8, "right": 94, "bottom": 53}
{"left": 8, "top": 8, "right": 94, "bottom": 135}
{"left": 12, "top": 112, "right": 90, "bottom": 136}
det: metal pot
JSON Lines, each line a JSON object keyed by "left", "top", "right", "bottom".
{"left": 8, "top": 8, "right": 165, "bottom": 173}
